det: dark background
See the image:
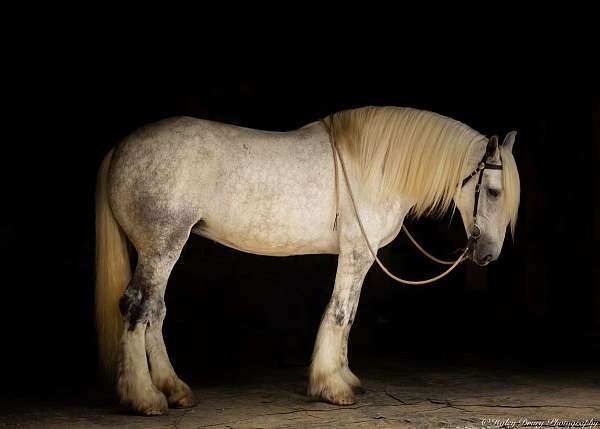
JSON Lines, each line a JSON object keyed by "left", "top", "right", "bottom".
{"left": 2, "top": 29, "right": 599, "bottom": 395}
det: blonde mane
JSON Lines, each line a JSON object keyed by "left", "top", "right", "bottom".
{"left": 325, "top": 106, "right": 520, "bottom": 234}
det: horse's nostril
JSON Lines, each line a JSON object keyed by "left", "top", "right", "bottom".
{"left": 484, "top": 254, "right": 492, "bottom": 263}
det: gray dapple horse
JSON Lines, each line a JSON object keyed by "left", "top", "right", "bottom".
{"left": 95, "top": 106, "right": 520, "bottom": 415}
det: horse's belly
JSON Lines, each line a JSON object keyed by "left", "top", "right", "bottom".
{"left": 193, "top": 226, "right": 338, "bottom": 256}
{"left": 197, "top": 233, "right": 337, "bottom": 256}
{"left": 192, "top": 199, "right": 339, "bottom": 256}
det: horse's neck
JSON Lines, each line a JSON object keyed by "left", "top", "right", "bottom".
{"left": 375, "top": 196, "right": 414, "bottom": 248}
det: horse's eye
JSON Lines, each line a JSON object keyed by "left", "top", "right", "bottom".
{"left": 487, "top": 188, "right": 500, "bottom": 198}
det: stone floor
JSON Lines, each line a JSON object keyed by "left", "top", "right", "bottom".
{"left": 2, "top": 362, "right": 599, "bottom": 428}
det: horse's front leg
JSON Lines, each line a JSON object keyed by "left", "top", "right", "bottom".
{"left": 309, "top": 245, "right": 374, "bottom": 405}
{"left": 340, "top": 300, "right": 365, "bottom": 394}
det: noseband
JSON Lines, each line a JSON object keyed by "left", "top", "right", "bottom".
{"left": 460, "top": 149, "right": 503, "bottom": 258}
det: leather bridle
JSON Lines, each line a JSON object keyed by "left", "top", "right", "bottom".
{"left": 461, "top": 137, "right": 503, "bottom": 259}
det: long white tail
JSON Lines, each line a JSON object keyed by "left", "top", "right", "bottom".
{"left": 95, "top": 149, "right": 131, "bottom": 381}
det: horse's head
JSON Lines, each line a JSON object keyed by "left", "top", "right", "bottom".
{"left": 455, "top": 132, "right": 520, "bottom": 266}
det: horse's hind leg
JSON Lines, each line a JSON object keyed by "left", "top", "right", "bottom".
{"left": 118, "top": 226, "right": 193, "bottom": 415}
{"left": 146, "top": 302, "right": 195, "bottom": 408}
{"left": 118, "top": 255, "right": 170, "bottom": 415}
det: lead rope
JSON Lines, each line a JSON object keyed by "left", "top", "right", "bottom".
{"left": 400, "top": 226, "right": 455, "bottom": 265}
{"left": 325, "top": 118, "right": 466, "bottom": 285}
{"left": 329, "top": 127, "right": 341, "bottom": 231}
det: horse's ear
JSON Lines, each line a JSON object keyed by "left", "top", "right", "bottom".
{"left": 502, "top": 131, "right": 517, "bottom": 153}
{"left": 486, "top": 135, "right": 499, "bottom": 158}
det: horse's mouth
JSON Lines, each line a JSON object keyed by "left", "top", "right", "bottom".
{"left": 472, "top": 253, "right": 493, "bottom": 267}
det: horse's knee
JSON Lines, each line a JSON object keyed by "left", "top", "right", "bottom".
{"left": 119, "top": 285, "right": 165, "bottom": 329}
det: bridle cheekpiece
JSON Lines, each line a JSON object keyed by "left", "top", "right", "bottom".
{"left": 460, "top": 136, "right": 503, "bottom": 259}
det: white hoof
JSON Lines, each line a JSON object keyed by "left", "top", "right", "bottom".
{"left": 167, "top": 380, "right": 196, "bottom": 409}
{"left": 118, "top": 377, "right": 168, "bottom": 416}
{"left": 308, "top": 371, "right": 355, "bottom": 405}
{"left": 340, "top": 366, "right": 365, "bottom": 393}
